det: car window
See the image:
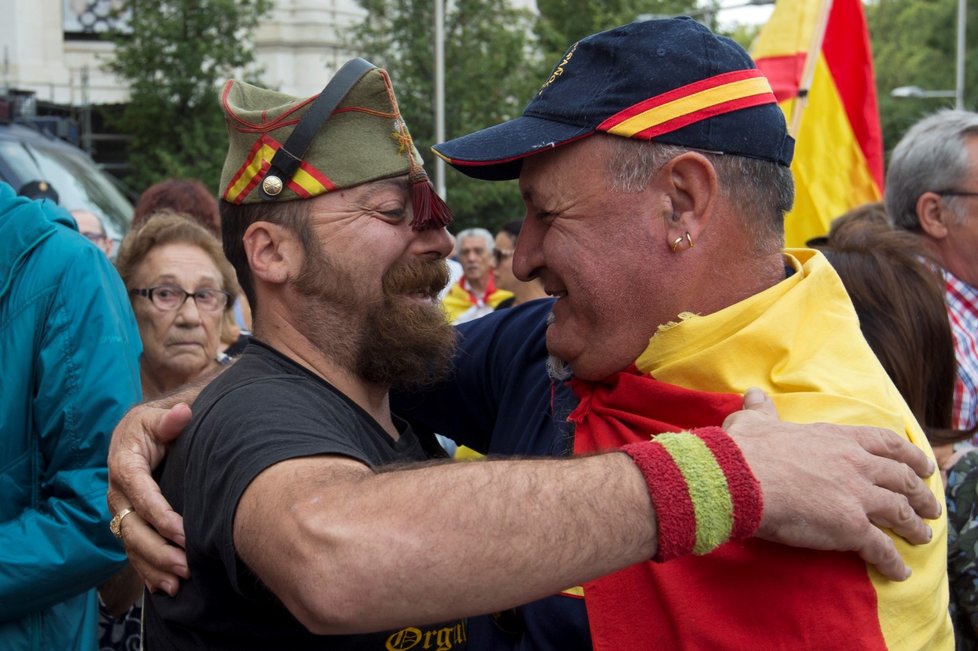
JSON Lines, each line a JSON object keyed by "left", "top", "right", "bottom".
{"left": 0, "top": 138, "right": 133, "bottom": 241}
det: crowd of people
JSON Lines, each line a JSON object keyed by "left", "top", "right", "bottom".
{"left": 3, "top": 15, "right": 977, "bottom": 651}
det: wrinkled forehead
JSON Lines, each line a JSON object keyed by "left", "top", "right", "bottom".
{"left": 459, "top": 236, "right": 490, "bottom": 253}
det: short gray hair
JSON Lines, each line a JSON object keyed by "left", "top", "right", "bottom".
{"left": 606, "top": 137, "right": 794, "bottom": 251}
{"left": 885, "top": 109, "right": 978, "bottom": 231}
{"left": 455, "top": 227, "right": 495, "bottom": 256}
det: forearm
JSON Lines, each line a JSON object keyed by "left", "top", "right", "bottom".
{"left": 99, "top": 564, "right": 143, "bottom": 617}
{"left": 238, "top": 452, "right": 656, "bottom": 634}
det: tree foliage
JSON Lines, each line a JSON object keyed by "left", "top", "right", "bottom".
{"left": 105, "top": 0, "right": 271, "bottom": 194}
{"left": 349, "top": 0, "right": 698, "bottom": 233}
{"left": 349, "top": 0, "right": 542, "bottom": 232}
{"left": 535, "top": 0, "right": 698, "bottom": 63}
{"left": 866, "top": 0, "right": 978, "bottom": 157}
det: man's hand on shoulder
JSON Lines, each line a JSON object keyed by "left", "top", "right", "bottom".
{"left": 724, "top": 388, "right": 941, "bottom": 582}
{"left": 107, "top": 401, "right": 193, "bottom": 596}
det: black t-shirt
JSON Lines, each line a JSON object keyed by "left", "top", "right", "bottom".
{"left": 393, "top": 299, "right": 589, "bottom": 651}
{"left": 144, "top": 340, "right": 465, "bottom": 650}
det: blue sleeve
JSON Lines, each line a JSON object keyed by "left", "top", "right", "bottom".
{"left": 0, "top": 236, "right": 142, "bottom": 621}
{"left": 392, "top": 299, "right": 555, "bottom": 453}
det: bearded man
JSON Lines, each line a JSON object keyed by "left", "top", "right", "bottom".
{"left": 139, "top": 60, "right": 468, "bottom": 648}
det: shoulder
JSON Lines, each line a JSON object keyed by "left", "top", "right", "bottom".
{"left": 0, "top": 198, "right": 91, "bottom": 290}
{"left": 183, "top": 345, "right": 368, "bottom": 463}
{"left": 455, "top": 297, "right": 553, "bottom": 364}
{"left": 457, "top": 297, "right": 552, "bottom": 341}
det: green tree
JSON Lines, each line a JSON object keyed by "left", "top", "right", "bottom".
{"left": 535, "top": 0, "right": 698, "bottom": 63}
{"left": 866, "top": 0, "right": 978, "bottom": 156}
{"left": 106, "top": 0, "right": 271, "bottom": 194}
{"left": 349, "top": 0, "right": 543, "bottom": 232}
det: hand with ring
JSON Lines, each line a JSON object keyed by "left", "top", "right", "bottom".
{"left": 109, "top": 507, "right": 136, "bottom": 540}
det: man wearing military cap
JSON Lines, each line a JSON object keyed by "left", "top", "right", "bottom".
{"left": 117, "top": 20, "right": 945, "bottom": 651}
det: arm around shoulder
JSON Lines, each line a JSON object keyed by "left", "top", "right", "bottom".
{"left": 234, "top": 451, "right": 657, "bottom": 635}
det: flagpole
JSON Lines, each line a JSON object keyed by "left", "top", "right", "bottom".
{"left": 788, "top": 0, "right": 833, "bottom": 137}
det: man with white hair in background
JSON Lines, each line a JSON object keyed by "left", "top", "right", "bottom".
{"left": 887, "top": 110, "right": 978, "bottom": 436}
{"left": 442, "top": 227, "right": 512, "bottom": 323}
{"left": 71, "top": 209, "right": 114, "bottom": 258}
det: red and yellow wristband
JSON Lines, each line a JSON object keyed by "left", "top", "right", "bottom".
{"left": 621, "top": 426, "right": 763, "bottom": 561}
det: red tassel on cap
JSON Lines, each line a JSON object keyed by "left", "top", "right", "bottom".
{"left": 410, "top": 172, "right": 453, "bottom": 231}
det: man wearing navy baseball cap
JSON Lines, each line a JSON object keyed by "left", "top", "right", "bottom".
{"left": 425, "top": 16, "right": 951, "bottom": 650}
{"left": 108, "top": 18, "right": 947, "bottom": 651}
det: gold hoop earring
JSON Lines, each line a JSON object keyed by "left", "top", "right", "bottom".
{"left": 671, "top": 232, "right": 694, "bottom": 253}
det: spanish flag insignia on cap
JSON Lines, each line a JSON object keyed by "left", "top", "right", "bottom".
{"left": 219, "top": 60, "right": 450, "bottom": 230}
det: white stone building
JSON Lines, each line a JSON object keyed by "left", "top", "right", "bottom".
{"left": 0, "top": 0, "right": 367, "bottom": 105}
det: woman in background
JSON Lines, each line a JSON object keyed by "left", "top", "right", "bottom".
{"left": 816, "top": 208, "right": 978, "bottom": 648}
{"left": 98, "top": 212, "right": 240, "bottom": 650}
{"left": 116, "top": 211, "right": 239, "bottom": 394}
{"left": 133, "top": 178, "right": 251, "bottom": 356}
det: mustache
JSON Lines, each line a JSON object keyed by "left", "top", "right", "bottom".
{"left": 382, "top": 259, "right": 450, "bottom": 299}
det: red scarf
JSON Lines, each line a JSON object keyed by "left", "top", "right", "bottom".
{"left": 457, "top": 273, "right": 498, "bottom": 306}
{"left": 569, "top": 368, "right": 884, "bottom": 650}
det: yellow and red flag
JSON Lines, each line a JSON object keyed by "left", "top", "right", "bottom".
{"left": 752, "top": 0, "right": 884, "bottom": 247}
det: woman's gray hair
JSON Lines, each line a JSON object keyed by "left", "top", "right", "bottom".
{"left": 885, "top": 109, "right": 978, "bottom": 230}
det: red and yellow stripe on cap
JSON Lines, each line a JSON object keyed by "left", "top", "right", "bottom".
{"left": 223, "top": 134, "right": 336, "bottom": 204}
{"left": 597, "top": 69, "right": 777, "bottom": 140}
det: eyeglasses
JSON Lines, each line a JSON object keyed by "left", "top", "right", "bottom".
{"left": 130, "top": 285, "right": 230, "bottom": 312}
{"left": 81, "top": 231, "right": 106, "bottom": 243}
{"left": 493, "top": 248, "right": 514, "bottom": 264}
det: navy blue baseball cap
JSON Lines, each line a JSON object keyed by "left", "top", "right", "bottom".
{"left": 432, "top": 17, "right": 794, "bottom": 181}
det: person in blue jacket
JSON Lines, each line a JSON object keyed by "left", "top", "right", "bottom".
{"left": 0, "top": 181, "right": 142, "bottom": 650}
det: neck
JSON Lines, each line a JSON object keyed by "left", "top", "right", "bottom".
{"left": 141, "top": 367, "right": 192, "bottom": 401}
{"left": 683, "top": 247, "right": 786, "bottom": 319}
{"left": 253, "top": 301, "right": 398, "bottom": 438}
{"left": 512, "top": 279, "right": 548, "bottom": 306}
{"left": 926, "top": 237, "right": 973, "bottom": 288}
{"left": 466, "top": 276, "right": 489, "bottom": 296}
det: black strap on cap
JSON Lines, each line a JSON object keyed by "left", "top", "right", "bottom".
{"left": 260, "top": 57, "right": 375, "bottom": 200}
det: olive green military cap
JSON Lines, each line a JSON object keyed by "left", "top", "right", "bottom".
{"left": 219, "top": 61, "right": 445, "bottom": 228}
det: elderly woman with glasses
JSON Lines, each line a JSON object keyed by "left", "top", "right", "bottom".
{"left": 98, "top": 211, "right": 240, "bottom": 649}
{"left": 116, "top": 210, "right": 239, "bottom": 398}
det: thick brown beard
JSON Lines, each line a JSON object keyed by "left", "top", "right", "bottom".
{"left": 355, "top": 258, "right": 456, "bottom": 390}
{"left": 293, "top": 242, "right": 456, "bottom": 390}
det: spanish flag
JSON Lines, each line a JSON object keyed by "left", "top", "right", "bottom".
{"left": 752, "top": 0, "right": 884, "bottom": 247}
{"left": 571, "top": 250, "right": 952, "bottom": 650}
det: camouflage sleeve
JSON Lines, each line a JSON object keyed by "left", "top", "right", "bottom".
{"left": 947, "top": 451, "right": 978, "bottom": 638}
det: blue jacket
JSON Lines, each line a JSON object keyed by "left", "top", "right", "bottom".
{"left": 0, "top": 183, "right": 141, "bottom": 650}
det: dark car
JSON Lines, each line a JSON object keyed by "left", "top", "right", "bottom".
{"left": 0, "top": 122, "right": 133, "bottom": 244}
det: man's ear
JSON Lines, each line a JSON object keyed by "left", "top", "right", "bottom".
{"left": 916, "top": 191, "right": 951, "bottom": 240}
{"left": 243, "top": 221, "right": 301, "bottom": 286}
{"left": 660, "top": 151, "right": 718, "bottom": 247}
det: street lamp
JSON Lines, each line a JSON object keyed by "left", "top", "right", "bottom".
{"left": 434, "top": 0, "right": 445, "bottom": 200}
{"left": 890, "top": 0, "right": 965, "bottom": 110}
{"left": 890, "top": 86, "right": 957, "bottom": 100}
{"left": 636, "top": 0, "right": 773, "bottom": 25}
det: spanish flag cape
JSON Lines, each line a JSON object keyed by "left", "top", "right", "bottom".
{"left": 752, "top": 0, "right": 884, "bottom": 246}
{"left": 569, "top": 250, "right": 950, "bottom": 650}
{"left": 441, "top": 275, "right": 513, "bottom": 323}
